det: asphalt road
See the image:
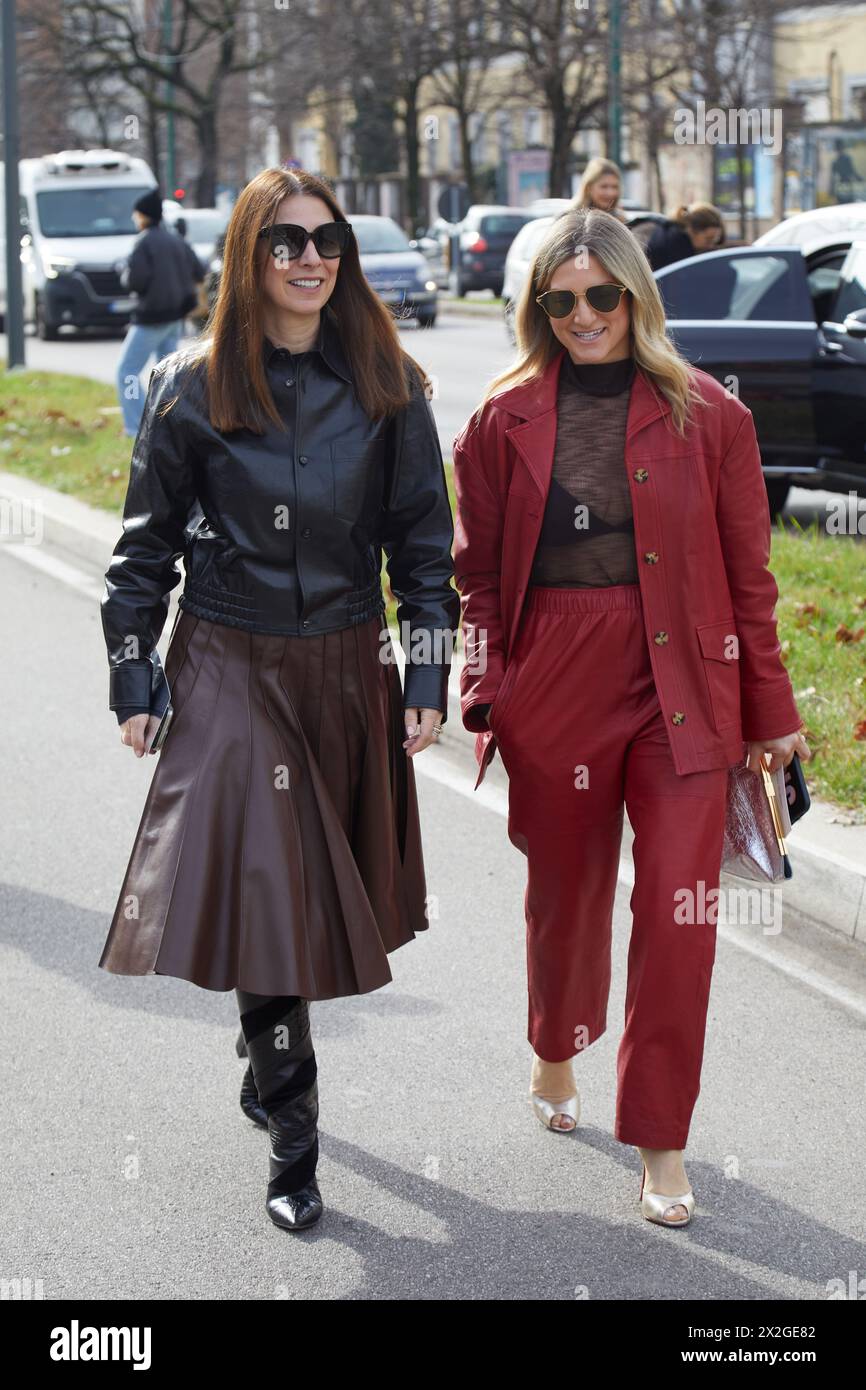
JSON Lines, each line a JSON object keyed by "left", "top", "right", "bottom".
{"left": 2, "top": 534, "right": 866, "bottom": 1301}
{"left": 0, "top": 314, "right": 855, "bottom": 530}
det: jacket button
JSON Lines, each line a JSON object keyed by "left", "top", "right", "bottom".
{"left": 644, "top": 551, "right": 659, "bottom": 564}
{"left": 302, "top": 619, "right": 311, "bottom": 628}
{"left": 301, "top": 527, "right": 311, "bottom": 538}
{"left": 653, "top": 630, "right": 668, "bottom": 644}
{"left": 633, "top": 468, "right": 649, "bottom": 482}
{"left": 671, "top": 711, "right": 686, "bottom": 725}
{"left": 299, "top": 454, "right": 308, "bottom": 465}
{"left": 285, "top": 378, "right": 295, "bottom": 388}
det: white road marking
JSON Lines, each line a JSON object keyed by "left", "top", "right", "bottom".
{"left": 1, "top": 539, "right": 104, "bottom": 601}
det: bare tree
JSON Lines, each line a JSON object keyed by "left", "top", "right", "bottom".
{"left": 495, "top": 0, "right": 608, "bottom": 198}
{"left": 30, "top": 0, "right": 313, "bottom": 203}
{"left": 426, "top": 0, "right": 510, "bottom": 203}
{"left": 666, "top": 0, "right": 845, "bottom": 236}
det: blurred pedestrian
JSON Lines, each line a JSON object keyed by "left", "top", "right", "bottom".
{"left": 645, "top": 202, "right": 724, "bottom": 271}
{"left": 574, "top": 158, "right": 627, "bottom": 220}
{"left": 116, "top": 187, "right": 199, "bottom": 437}
{"left": 99, "top": 166, "right": 459, "bottom": 1234}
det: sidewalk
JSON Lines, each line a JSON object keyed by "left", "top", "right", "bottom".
{"left": 3, "top": 465, "right": 865, "bottom": 947}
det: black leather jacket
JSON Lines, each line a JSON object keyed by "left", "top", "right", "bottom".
{"left": 101, "top": 310, "right": 460, "bottom": 722}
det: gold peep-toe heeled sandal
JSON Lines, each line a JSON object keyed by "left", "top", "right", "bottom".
{"left": 529, "top": 1055, "right": 580, "bottom": 1132}
{"left": 639, "top": 1164, "right": 696, "bottom": 1227}
{"left": 529, "top": 1089, "right": 580, "bottom": 1132}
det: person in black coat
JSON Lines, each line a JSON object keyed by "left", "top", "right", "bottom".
{"left": 645, "top": 203, "right": 725, "bottom": 272}
{"left": 115, "top": 187, "right": 199, "bottom": 437}
{"left": 99, "top": 165, "right": 460, "bottom": 1234}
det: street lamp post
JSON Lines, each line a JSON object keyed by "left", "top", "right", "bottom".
{"left": 1, "top": 0, "right": 25, "bottom": 368}
{"left": 162, "top": 0, "right": 175, "bottom": 193}
{"left": 607, "top": 0, "right": 622, "bottom": 166}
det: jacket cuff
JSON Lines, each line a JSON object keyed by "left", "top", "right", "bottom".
{"left": 463, "top": 697, "right": 493, "bottom": 733}
{"left": 109, "top": 660, "right": 154, "bottom": 712}
{"left": 740, "top": 681, "right": 802, "bottom": 742}
{"left": 403, "top": 662, "right": 449, "bottom": 725}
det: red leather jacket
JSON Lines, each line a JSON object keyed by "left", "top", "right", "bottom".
{"left": 452, "top": 351, "right": 802, "bottom": 790}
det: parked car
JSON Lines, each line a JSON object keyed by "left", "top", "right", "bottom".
{"left": 164, "top": 205, "right": 229, "bottom": 268}
{"left": 163, "top": 204, "right": 229, "bottom": 325}
{"left": 448, "top": 205, "right": 542, "bottom": 297}
{"left": 655, "top": 240, "right": 866, "bottom": 516}
{"left": 411, "top": 218, "right": 452, "bottom": 290}
{"left": 755, "top": 203, "right": 866, "bottom": 257}
{"left": 349, "top": 214, "right": 438, "bottom": 326}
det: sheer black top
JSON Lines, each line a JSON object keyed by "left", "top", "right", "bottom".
{"left": 529, "top": 353, "right": 637, "bottom": 589}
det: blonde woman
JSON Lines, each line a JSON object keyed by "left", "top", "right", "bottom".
{"left": 451, "top": 208, "right": 809, "bottom": 1226}
{"left": 574, "top": 157, "right": 626, "bottom": 219}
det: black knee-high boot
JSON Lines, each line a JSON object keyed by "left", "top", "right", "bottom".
{"left": 236, "top": 990, "right": 323, "bottom": 1231}
{"left": 235, "top": 1027, "right": 267, "bottom": 1128}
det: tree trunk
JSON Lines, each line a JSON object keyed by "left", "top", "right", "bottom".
{"left": 195, "top": 107, "right": 218, "bottom": 206}
{"left": 146, "top": 98, "right": 162, "bottom": 187}
{"left": 403, "top": 82, "right": 421, "bottom": 234}
{"left": 548, "top": 105, "right": 572, "bottom": 198}
{"left": 458, "top": 106, "right": 477, "bottom": 202}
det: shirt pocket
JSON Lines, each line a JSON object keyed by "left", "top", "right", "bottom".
{"left": 696, "top": 618, "right": 741, "bottom": 732}
{"left": 331, "top": 439, "right": 386, "bottom": 524}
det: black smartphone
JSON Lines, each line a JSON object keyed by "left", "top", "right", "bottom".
{"left": 148, "top": 702, "right": 174, "bottom": 754}
{"left": 782, "top": 752, "right": 810, "bottom": 826}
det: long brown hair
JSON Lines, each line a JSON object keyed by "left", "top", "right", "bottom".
{"left": 473, "top": 208, "right": 706, "bottom": 437}
{"left": 171, "top": 167, "right": 430, "bottom": 433}
{"left": 671, "top": 201, "right": 724, "bottom": 234}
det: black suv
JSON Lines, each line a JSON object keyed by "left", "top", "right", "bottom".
{"left": 449, "top": 205, "right": 540, "bottom": 297}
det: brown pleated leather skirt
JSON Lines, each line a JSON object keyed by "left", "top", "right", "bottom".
{"left": 98, "top": 608, "right": 430, "bottom": 997}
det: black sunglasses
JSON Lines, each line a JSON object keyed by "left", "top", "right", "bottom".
{"left": 536, "top": 284, "right": 629, "bottom": 317}
{"left": 258, "top": 221, "right": 354, "bottom": 260}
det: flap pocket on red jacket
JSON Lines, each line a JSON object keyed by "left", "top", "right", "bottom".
{"left": 696, "top": 619, "right": 739, "bottom": 663}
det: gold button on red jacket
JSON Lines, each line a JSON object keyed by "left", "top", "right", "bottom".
{"left": 452, "top": 351, "right": 802, "bottom": 790}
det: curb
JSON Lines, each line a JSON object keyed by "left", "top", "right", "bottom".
{"left": 3, "top": 465, "right": 865, "bottom": 948}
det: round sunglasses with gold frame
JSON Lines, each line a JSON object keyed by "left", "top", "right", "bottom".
{"left": 536, "top": 284, "right": 629, "bottom": 318}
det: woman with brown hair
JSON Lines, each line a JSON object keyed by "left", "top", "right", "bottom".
{"left": 645, "top": 202, "right": 725, "bottom": 271}
{"left": 99, "top": 167, "right": 460, "bottom": 1232}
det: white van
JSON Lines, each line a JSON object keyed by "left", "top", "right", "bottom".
{"left": 0, "top": 148, "right": 157, "bottom": 339}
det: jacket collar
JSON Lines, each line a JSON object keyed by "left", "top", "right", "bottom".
{"left": 492, "top": 348, "right": 671, "bottom": 433}
{"left": 262, "top": 307, "right": 352, "bottom": 384}
{"left": 492, "top": 349, "right": 674, "bottom": 499}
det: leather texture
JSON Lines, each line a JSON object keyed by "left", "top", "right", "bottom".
{"left": 101, "top": 307, "right": 460, "bottom": 720}
{"left": 452, "top": 351, "right": 803, "bottom": 788}
{"left": 483, "top": 583, "right": 728, "bottom": 1151}
{"left": 236, "top": 992, "right": 324, "bottom": 1231}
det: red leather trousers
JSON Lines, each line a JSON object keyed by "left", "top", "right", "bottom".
{"left": 488, "top": 583, "right": 728, "bottom": 1149}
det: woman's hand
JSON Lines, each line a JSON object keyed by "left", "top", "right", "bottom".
{"left": 746, "top": 729, "right": 811, "bottom": 775}
{"left": 120, "top": 713, "right": 161, "bottom": 758}
{"left": 403, "top": 707, "right": 444, "bottom": 755}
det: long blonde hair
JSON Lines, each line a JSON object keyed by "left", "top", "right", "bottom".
{"left": 575, "top": 157, "right": 623, "bottom": 214}
{"left": 475, "top": 208, "right": 706, "bottom": 437}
